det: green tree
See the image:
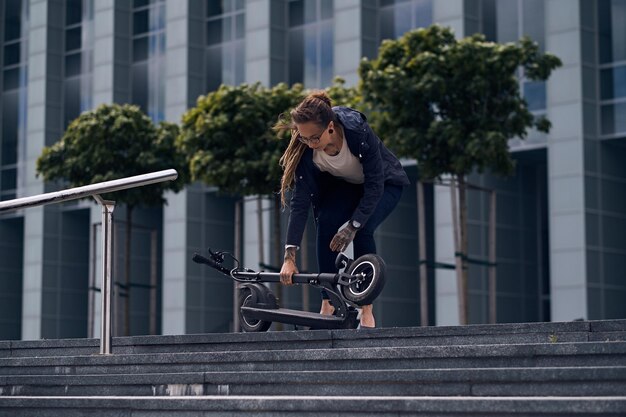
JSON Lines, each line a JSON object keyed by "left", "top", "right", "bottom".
{"left": 177, "top": 82, "right": 305, "bottom": 329}
{"left": 359, "top": 25, "right": 561, "bottom": 324}
{"left": 37, "top": 103, "right": 188, "bottom": 335}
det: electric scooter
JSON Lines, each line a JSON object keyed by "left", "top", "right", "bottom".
{"left": 192, "top": 249, "right": 386, "bottom": 332}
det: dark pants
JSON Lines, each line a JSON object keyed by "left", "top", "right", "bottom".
{"left": 316, "top": 177, "right": 403, "bottom": 299}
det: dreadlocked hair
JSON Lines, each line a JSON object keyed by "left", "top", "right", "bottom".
{"left": 274, "top": 90, "right": 336, "bottom": 207}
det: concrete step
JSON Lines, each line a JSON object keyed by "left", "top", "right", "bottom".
{"left": 2, "top": 319, "right": 625, "bottom": 358}
{"left": 1, "top": 367, "right": 625, "bottom": 397}
{"left": 1, "top": 341, "right": 625, "bottom": 376}
{"left": 1, "top": 395, "right": 626, "bottom": 416}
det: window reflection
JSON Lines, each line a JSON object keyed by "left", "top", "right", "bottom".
{"left": 205, "top": 0, "right": 245, "bottom": 92}
{"left": 379, "top": 0, "right": 433, "bottom": 43}
{"left": 288, "top": 0, "right": 333, "bottom": 88}
{"left": 1, "top": 0, "right": 26, "bottom": 201}
{"left": 493, "top": 0, "right": 547, "bottom": 115}
{"left": 523, "top": 81, "right": 546, "bottom": 112}
{"left": 601, "top": 103, "right": 626, "bottom": 136}
{"left": 63, "top": 0, "right": 94, "bottom": 127}
{"left": 132, "top": 0, "right": 165, "bottom": 122}
{"left": 599, "top": 1, "right": 626, "bottom": 136}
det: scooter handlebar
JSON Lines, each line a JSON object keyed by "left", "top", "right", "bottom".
{"left": 192, "top": 253, "right": 231, "bottom": 275}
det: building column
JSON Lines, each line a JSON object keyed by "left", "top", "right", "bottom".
{"left": 545, "top": 0, "right": 587, "bottom": 321}
{"left": 22, "top": 0, "right": 64, "bottom": 339}
{"left": 432, "top": 0, "right": 465, "bottom": 326}
{"left": 160, "top": 0, "right": 193, "bottom": 335}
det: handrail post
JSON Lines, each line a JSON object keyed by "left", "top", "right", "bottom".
{"left": 94, "top": 195, "right": 115, "bottom": 354}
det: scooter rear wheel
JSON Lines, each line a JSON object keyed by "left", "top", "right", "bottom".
{"left": 238, "top": 284, "right": 273, "bottom": 332}
{"left": 340, "top": 254, "right": 386, "bottom": 305}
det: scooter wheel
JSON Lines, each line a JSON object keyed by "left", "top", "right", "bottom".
{"left": 238, "top": 285, "right": 273, "bottom": 332}
{"left": 340, "top": 254, "right": 386, "bottom": 305}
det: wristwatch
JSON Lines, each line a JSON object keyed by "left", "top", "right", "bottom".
{"left": 350, "top": 220, "right": 362, "bottom": 229}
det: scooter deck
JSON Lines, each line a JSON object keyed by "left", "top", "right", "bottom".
{"left": 241, "top": 306, "right": 358, "bottom": 329}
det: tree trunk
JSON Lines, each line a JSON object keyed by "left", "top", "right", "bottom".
{"left": 273, "top": 194, "right": 283, "bottom": 331}
{"left": 458, "top": 176, "right": 469, "bottom": 325}
{"left": 233, "top": 199, "right": 242, "bottom": 332}
{"left": 124, "top": 206, "right": 133, "bottom": 336}
{"left": 417, "top": 180, "right": 428, "bottom": 326}
{"left": 257, "top": 197, "right": 264, "bottom": 267}
{"left": 450, "top": 177, "right": 467, "bottom": 325}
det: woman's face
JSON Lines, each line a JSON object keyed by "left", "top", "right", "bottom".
{"left": 295, "top": 121, "right": 332, "bottom": 150}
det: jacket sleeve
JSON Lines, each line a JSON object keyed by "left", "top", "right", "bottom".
{"left": 351, "top": 123, "right": 385, "bottom": 226}
{"left": 285, "top": 175, "right": 312, "bottom": 247}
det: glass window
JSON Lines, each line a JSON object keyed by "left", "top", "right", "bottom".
{"left": 234, "top": 41, "right": 245, "bottom": 85}
{"left": 413, "top": 0, "right": 433, "bottom": 30}
{"left": 379, "top": 0, "right": 433, "bottom": 43}
{"left": 289, "top": 0, "right": 304, "bottom": 27}
{"left": 2, "top": 92, "right": 18, "bottom": 164}
{"left": 481, "top": 0, "right": 496, "bottom": 41}
{"left": 304, "top": 0, "right": 317, "bottom": 24}
{"left": 3, "top": 68, "right": 20, "bottom": 91}
{"left": 133, "top": 9, "right": 149, "bottom": 35}
{"left": 601, "top": 66, "right": 626, "bottom": 100}
{"left": 134, "top": 0, "right": 150, "bottom": 8}
{"left": 379, "top": 7, "right": 394, "bottom": 41}
{"left": 132, "top": 62, "right": 149, "bottom": 113}
{"left": 206, "top": 19, "right": 223, "bottom": 45}
{"left": 64, "top": 77, "right": 81, "bottom": 126}
{"left": 235, "top": 13, "right": 244, "bottom": 39}
{"left": 523, "top": 81, "right": 546, "bottom": 112}
{"left": 65, "top": 27, "right": 82, "bottom": 52}
{"left": 496, "top": 0, "right": 518, "bottom": 43}
{"left": 321, "top": 0, "right": 333, "bottom": 19}
{"left": 522, "top": 0, "right": 544, "bottom": 51}
{"left": 65, "top": 53, "right": 82, "bottom": 77}
{"left": 320, "top": 21, "right": 333, "bottom": 87}
{"left": 206, "top": 45, "right": 223, "bottom": 92}
{"left": 4, "top": 0, "right": 22, "bottom": 41}
{"left": 207, "top": 0, "right": 224, "bottom": 17}
{"left": 599, "top": 0, "right": 626, "bottom": 63}
{"left": 132, "top": 0, "right": 166, "bottom": 121}
{"left": 205, "top": 0, "right": 246, "bottom": 91}
{"left": 133, "top": 37, "right": 149, "bottom": 61}
{"left": 601, "top": 102, "right": 626, "bottom": 135}
{"left": 288, "top": 27, "right": 304, "bottom": 85}
{"left": 3, "top": 43, "right": 20, "bottom": 66}
{"left": 66, "top": 0, "right": 82, "bottom": 25}
{"left": 1, "top": 168, "right": 17, "bottom": 191}
{"left": 303, "top": 26, "right": 318, "bottom": 87}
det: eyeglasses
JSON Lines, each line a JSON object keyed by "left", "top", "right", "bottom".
{"left": 296, "top": 127, "right": 327, "bottom": 145}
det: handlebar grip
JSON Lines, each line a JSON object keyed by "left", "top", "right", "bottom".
{"left": 192, "top": 253, "right": 212, "bottom": 265}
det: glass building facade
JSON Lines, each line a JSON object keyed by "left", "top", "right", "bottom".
{"left": 0, "top": 0, "right": 624, "bottom": 340}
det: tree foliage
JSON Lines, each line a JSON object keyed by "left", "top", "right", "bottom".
{"left": 177, "top": 82, "right": 305, "bottom": 197}
{"left": 36, "top": 103, "right": 187, "bottom": 205}
{"left": 358, "top": 25, "right": 562, "bottom": 179}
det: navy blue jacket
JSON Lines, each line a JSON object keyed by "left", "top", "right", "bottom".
{"left": 285, "top": 107, "right": 410, "bottom": 247}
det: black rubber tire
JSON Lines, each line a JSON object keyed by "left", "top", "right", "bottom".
{"left": 238, "top": 285, "right": 272, "bottom": 332}
{"left": 340, "top": 254, "right": 386, "bottom": 305}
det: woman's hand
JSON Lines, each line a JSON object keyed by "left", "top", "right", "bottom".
{"left": 280, "top": 247, "right": 298, "bottom": 285}
{"left": 330, "top": 223, "right": 358, "bottom": 252}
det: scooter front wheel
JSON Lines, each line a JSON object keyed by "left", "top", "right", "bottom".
{"left": 238, "top": 284, "right": 273, "bottom": 332}
{"left": 340, "top": 254, "right": 386, "bottom": 305}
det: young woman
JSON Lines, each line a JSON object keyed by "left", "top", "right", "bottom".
{"left": 275, "top": 91, "right": 410, "bottom": 328}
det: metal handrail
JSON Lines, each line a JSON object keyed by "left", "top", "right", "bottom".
{"left": 0, "top": 169, "right": 178, "bottom": 354}
{"left": 0, "top": 169, "right": 178, "bottom": 212}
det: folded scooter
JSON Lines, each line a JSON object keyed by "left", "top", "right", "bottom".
{"left": 192, "top": 249, "right": 386, "bottom": 332}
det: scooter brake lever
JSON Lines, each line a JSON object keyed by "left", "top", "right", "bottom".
{"left": 208, "top": 248, "right": 225, "bottom": 264}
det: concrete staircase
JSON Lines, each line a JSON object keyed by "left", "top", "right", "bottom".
{"left": 1, "top": 319, "right": 626, "bottom": 416}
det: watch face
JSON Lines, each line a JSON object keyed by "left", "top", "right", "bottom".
{"left": 352, "top": 220, "right": 361, "bottom": 229}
